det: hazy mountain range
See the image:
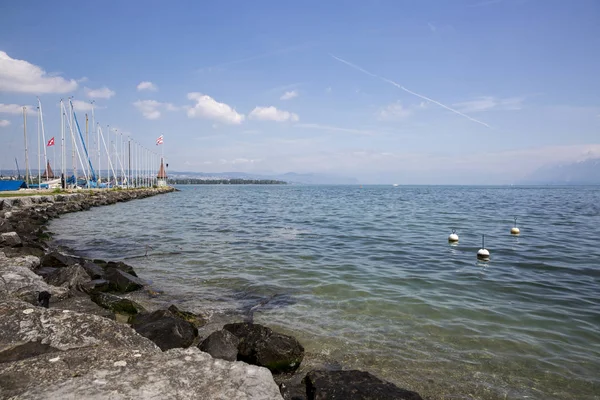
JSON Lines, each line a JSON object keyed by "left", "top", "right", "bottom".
{"left": 519, "top": 158, "right": 600, "bottom": 185}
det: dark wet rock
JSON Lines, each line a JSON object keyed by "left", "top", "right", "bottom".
{"left": 105, "top": 260, "right": 138, "bottom": 277}
{"left": 224, "top": 322, "right": 304, "bottom": 374}
{"left": 131, "top": 309, "right": 198, "bottom": 351}
{"left": 81, "top": 260, "right": 105, "bottom": 279}
{"left": 305, "top": 370, "right": 424, "bottom": 400}
{"left": 199, "top": 329, "right": 240, "bottom": 361}
{"left": 34, "top": 266, "right": 57, "bottom": 279}
{"left": 104, "top": 267, "right": 144, "bottom": 292}
{"left": 0, "top": 341, "right": 60, "bottom": 364}
{"left": 90, "top": 292, "right": 146, "bottom": 315}
{"left": 0, "top": 347, "right": 282, "bottom": 400}
{"left": 37, "top": 291, "right": 51, "bottom": 308}
{"left": 0, "top": 232, "right": 22, "bottom": 247}
{"left": 168, "top": 304, "right": 206, "bottom": 328}
{"left": 40, "top": 251, "right": 76, "bottom": 268}
{"left": 45, "top": 264, "right": 91, "bottom": 292}
{"left": 280, "top": 381, "right": 308, "bottom": 400}
{"left": 81, "top": 278, "right": 110, "bottom": 294}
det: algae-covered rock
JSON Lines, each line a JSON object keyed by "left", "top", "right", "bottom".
{"left": 167, "top": 304, "right": 206, "bottom": 328}
{"left": 90, "top": 292, "right": 146, "bottom": 315}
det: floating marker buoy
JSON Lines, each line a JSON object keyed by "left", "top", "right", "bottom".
{"left": 511, "top": 217, "right": 520, "bottom": 235}
{"left": 448, "top": 229, "right": 459, "bottom": 242}
{"left": 477, "top": 234, "right": 490, "bottom": 260}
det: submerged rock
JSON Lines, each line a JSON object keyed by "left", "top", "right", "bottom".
{"left": 199, "top": 329, "right": 240, "bottom": 362}
{"left": 224, "top": 322, "right": 304, "bottom": 374}
{"left": 305, "top": 370, "right": 423, "bottom": 400}
{"left": 130, "top": 309, "right": 198, "bottom": 351}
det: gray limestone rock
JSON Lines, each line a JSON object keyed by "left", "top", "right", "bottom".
{"left": 45, "top": 264, "right": 91, "bottom": 292}
{"left": 0, "top": 232, "right": 22, "bottom": 247}
{"left": 0, "top": 347, "right": 283, "bottom": 400}
{"left": 0, "top": 265, "right": 69, "bottom": 305}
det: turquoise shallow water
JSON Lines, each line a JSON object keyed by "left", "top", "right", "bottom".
{"left": 49, "top": 185, "right": 600, "bottom": 399}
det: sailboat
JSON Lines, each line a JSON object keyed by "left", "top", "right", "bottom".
{"left": 42, "top": 160, "right": 61, "bottom": 188}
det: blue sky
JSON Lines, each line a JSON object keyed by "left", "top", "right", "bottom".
{"left": 1, "top": 0, "right": 599, "bottom": 184}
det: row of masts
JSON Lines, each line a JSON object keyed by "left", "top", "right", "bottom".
{"left": 19, "top": 98, "right": 166, "bottom": 189}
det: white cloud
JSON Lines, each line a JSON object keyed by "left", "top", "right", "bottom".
{"left": 85, "top": 86, "right": 115, "bottom": 99}
{"left": 378, "top": 102, "right": 413, "bottom": 120}
{"left": 0, "top": 119, "right": 10, "bottom": 127}
{"left": 0, "top": 103, "right": 33, "bottom": 114}
{"left": 453, "top": 96, "right": 525, "bottom": 113}
{"left": 0, "top": 51, "right": 78, "bottom": 94}
{"left": 295, "top": 123, "right": 374, "bottom": 135}
{"left": 280, "top": 90, "right": 298, "bottom": 100}
{"left": 71, "top": 100, "right": 95, "bottom": 112}
{"left": 137, "top": 81, "right": 158, "bottom": 91}
{"left": 133, "top": 100, "right": 178, "bottom": 120}
{"left": 186, "top": 92, "right": 245, "bottom": 124}
{"left": 249, "top": 106, "right": 299, "bottom": 122}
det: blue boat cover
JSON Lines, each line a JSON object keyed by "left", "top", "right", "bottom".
{"left": 0, "top": 180, "right": 27, "bottom": 192}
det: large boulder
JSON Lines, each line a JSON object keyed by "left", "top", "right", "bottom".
{"left": 81, "top": 279, "right": 110, "bottom": 294}
{"left": 0, "top": 251, "right": 40, "bottom": 271}
{"left": 81, "top": 260, "right": 105, "bottom": 279}
{"left": 304, "top": 370, "right": 423, "bottom": 400}
{"left": 45, "top": 264, "right": 91, "bottom": 292}
{"left": 0, "top": 298, "right": 157, "bottom": 354}
{"left": 0, "top": 347, "right": 283, "bottom": 400}
{"left": 224, "top": 322, "right": 304, "bottom": 374}
{"left": 199, "top": 329, "right": 240, "bottom": 361}
{"left": 0, "top": 232, "right": 22, "bottom": 247}
{"left": 90, "top": 292, "right": 146, "bottom": 315}
{"left": 39, "top": 251, "right": 77, "bottom": 268}
{"left": 104, "top": 268, "right": 144, "bottom": 292}
{"left": 131, "top": 309, "right": 197, "bottom": 351}
{"left": 105, "top": 260, "right": 138, "bottom": 277}
{"left": 0, "top": 265, "right": 68, "bottom": 305}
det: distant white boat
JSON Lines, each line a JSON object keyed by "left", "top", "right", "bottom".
{"left": 393, "top": 183, "right": 399, "bottom": 187}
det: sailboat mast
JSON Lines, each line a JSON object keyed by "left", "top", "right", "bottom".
{"left": 38, "top": 98, "right": 48, "bottom": 182}
{"left": 23, "top": 107, "right": 30, "bottom": 186}
{"left": 37, "top": 104, "right": 41, "bottom": 187}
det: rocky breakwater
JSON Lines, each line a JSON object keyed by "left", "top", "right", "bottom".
{"left": 0, "top": 188, "right": 425, "bottom": 400}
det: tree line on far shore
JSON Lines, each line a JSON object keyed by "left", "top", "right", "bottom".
{"left": 168, "top": 179, "right": 287, "bottom": 185}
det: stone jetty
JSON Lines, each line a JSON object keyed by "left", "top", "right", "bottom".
{"left": 0, "top": 188, "right": 424, "bottom": 399}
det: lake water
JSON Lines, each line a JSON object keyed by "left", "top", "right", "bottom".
{"left": 49, "top": 185, "right": 600, "bottom": 399}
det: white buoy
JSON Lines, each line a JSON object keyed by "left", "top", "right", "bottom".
{"left": 448, "top": 229, "right": 459, "bottom": 243}
{"left": 511, "top": 217, "right": 520, "bottom": 235}
{"left": 477, "top": 234, "right": 490, "bottom": 260}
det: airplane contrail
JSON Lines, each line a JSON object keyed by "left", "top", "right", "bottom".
{"left": 329, "top": 54, "right": 491, "bottom": 128}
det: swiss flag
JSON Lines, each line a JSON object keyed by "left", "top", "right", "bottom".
{"left": 47, "top": 137, "right": 55, "bottom": 147}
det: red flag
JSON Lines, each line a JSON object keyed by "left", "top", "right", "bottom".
{"left": 47, "top": 137, "right": 55, "bottom": 147}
